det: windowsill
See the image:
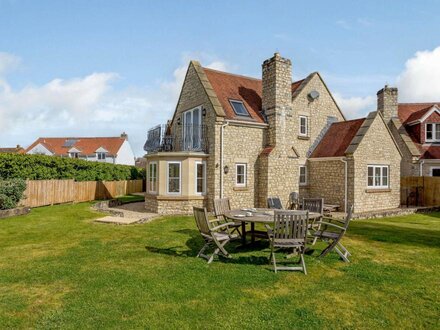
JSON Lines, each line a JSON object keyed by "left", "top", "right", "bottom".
{"left": 298, "top": 135, "right": 310, "bottom": 140}
{"left": 365, "top": 188, "right": 392, "bottom": 193}
{"left": 233, "top": 186, "right": 249, "bottom": 191}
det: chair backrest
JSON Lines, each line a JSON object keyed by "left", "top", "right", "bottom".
{"left": 213, "top": 198, "right": 231, "bottom": 219}
{"left": 193, "top": 207, "right": 212, "bottom": 238}
{"left": 267, "top": 197, "right": 283, "bottom": 209}
{"left": 302, "top": 198, "right": 324, "bottom": 215}
{"left": 273, "top": 210, "right": 309, "bottom": 243}
{"left": 340, "top": 205, "right": 354, "bottom": 230}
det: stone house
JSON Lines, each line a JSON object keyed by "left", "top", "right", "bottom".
{"left": 144, "top": 53, "right": 401, "bottom": 214}
{"left": 378, "top": 86, "right": 440, "bottom": 177}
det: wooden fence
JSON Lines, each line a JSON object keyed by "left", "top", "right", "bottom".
{"left": 401, "top": 176, "right": 440, "bottom": 207}
{"left": 22, "top": 179, "right": 145, "bottom": 208}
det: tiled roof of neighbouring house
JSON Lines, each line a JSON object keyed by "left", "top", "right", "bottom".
{"left": 310, "top": 118, "right": 366, "bottom": 158}
{"left": 203, "top": 67, "right": 305, "bottom": 123}
{"left": 0, "top": 147, "right": 25, "bottom": 154}
{"left": 25, "top": 137, "right": 127, "bottom": 156}
{"left": 398, "top": 103, "right": 440, "bottom": 124}
{"left": 397, "top": 103, "right": 440, "bottom": 159}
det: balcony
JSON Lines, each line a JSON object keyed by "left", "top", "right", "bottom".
{"left": 144, "top": 124, "right": 208, "bottom": 153}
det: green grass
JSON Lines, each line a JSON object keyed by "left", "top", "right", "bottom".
{"left": 0, "top": 204, "right": 439, "bottom": 329}
{"left": 116, "top": 194, "right": 145, "bottom": 204}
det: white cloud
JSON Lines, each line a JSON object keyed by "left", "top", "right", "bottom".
{"left": 0, "top": 52, "right": 230, "bottom": 156}
{"left": 397, "top": 46, "right": 440, "bottom": 102}
{"left": 333, "top": 93, "right": 375, "bottom": 119}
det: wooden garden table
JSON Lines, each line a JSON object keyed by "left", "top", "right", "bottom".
{"left": 224, "top": 209, "right": 321, "bottom": 245}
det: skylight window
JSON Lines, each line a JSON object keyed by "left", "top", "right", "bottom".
{"left": 229, "top": 100, "right": 250, "bottom": 116}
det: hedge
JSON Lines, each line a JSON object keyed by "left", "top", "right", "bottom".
{"left": 0, "top": 154, "right": 145, "bottom": 181}
{"left": 0, "top": 179, "right": 27, "bottom": 210}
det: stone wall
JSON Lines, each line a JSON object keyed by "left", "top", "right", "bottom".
{"left": 377, "top": 85, "right": 398, "bottom": 122}
{"left": 352, "top": 115, "right": 401, "bottom": 213}
{"left": 145, "top": 194, "right": 206, "bottom": 215}
{"left": 308, "top": 160, "right": 346, "bottom": 209}
{"left": 388, "top": 122, "right": 419, "bottom": 176}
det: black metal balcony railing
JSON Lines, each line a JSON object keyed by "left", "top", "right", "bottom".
{"left": 144, "top": 124, "right": 208, "bottom": 153}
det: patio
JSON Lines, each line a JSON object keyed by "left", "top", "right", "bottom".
{"left": 0, "top": 202, "right": 439, "bottom": 328}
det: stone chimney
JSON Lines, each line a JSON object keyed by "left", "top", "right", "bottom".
{"left": 377, "top": 85, "right": 398, "bottom": 122}
{"left": 262, "top": 52, "right": 293, "bottom": 149}
{"left": 121, "top": 132, "right": 128, "bottom": 140}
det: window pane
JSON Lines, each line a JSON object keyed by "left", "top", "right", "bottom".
{"left": 368, "top": 166, "right": 373, "bottom": 177}
{"left": 196, "top": 163, "right": 204, "bottom": 193}
{"left": 230, "top": 101, "right": 249, "bottom": 116}
{"left": 436, "top": 124, "right": 440, "bottom": 140}
{"left": 382, "top": 167, "right": 388, "bottom": 186}
{"left": 368, "top": 176, "right": 374, "bottom": 186}
{"left": 236, "top": 164, "right": 245, "bottom": 185}
{"left": 168, "top": 163, "right": 180, "bottom": 193}
{"left": 374, "top": 167, "right": 381, "bottom": 186}
{"left": 427, "top": 124, "right": 433, "bottom": 140}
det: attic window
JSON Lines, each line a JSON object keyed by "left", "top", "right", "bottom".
{"left": 229, "top": 100, "right": 250, "bottom": 116}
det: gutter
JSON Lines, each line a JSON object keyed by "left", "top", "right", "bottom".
{"left": 340, "top": 158, "right": 348, "bottom": 212}
{"left": 220, "top": 121, "right": 229, "bottom": 198}
{"left": 419, "top": 159, "right": 425, "bottom": 176}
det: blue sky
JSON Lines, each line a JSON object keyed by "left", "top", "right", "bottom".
{"left": 1, "top": 0, "right": 440, "bottom": 155}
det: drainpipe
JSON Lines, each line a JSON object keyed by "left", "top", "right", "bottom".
{"left": 340, "top": 158, "right": 348, "bottom": 212}
{"left": 419, "top": 160, "right": 425, "bottom": 176}
{"left": 220, "top": 121, "right": 229, "bottom": 198}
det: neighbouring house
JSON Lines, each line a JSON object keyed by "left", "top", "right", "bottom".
{"left": 378, "top": 85, "right": 440, "bottom": 177}
{"left": 26, "top": 133, "right": 135, "bottom": 165}
{"left": 143, "top": 53, "right": 401, "bottom": 215}
{"left": 0, "top": 145, "right": 25, "bottom": 154}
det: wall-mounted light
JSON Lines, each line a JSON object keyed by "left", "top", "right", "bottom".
{"left": 202, "top": 108, "right": 207, "bottom": 116}
{"left": 224, "top": 165, "right": 229, "bottom": 174}
{"left": 177, "top": 117, "right": 181, "bottom": 125}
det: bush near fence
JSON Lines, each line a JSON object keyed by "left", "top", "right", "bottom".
{"left": 22, "top": 179, "right": 145, "bottom": 208}
{"left": 0, "top": 154, "right": 145, "bottom": 181}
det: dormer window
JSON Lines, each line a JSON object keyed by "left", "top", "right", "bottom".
{"left": 426, "top": 123, "right": 440, "bottom": 142}
{"left": 229, "top": 100, "right": 250, "bottom": 116}
{"left": 97, "top": 152, "right": 106, "bottom": 160}
{"left": 70, "top": 152, "right": 79, "bottom": 158}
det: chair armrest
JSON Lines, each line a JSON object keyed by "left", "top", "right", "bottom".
{"left": 316, "top": 221, "right": 345, "bottom": 231}
{"left": 264, "top": 224, "right": 273, "bottom": 237}
{"left": 210, "top": 222, "right": 236, "bottom": 232}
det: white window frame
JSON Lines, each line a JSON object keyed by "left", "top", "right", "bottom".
{"left": 235, "top": 163, "right": 247, "bottom": 187}
{"left": 70, "top": 152, "right": 79, "bottom": 158}
{"left": 148, "top": 161, "right": 158, "bottom": 193}
{"left": 195, "top": 161, "right": 206, "bottom": 195}
{"left": 166, "top": 161, "right": 181, "bottom": 195}
{"left": 299, "top": 116, "right": 308, "bottom": 136}
{"left": 299, "top": 165, "right": 307, "bottom": 186}
{"left": 430, "top": 166, "right": 440, "bottom": 176}
{"left": 367, "top": 165, "right": 389, "bottom": 189}
{"left": 425, "top": 123, "right": 440, "bottom": 142}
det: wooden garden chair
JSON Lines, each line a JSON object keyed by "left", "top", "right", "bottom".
{"left": 287, "top": 192, "right": 300, "bottom": 210}
{"left": 265, "top": 210, "right": 309, "bottom": 274}
{"left": 267, "top": 197, "right": 283, "bottom": 209}
{"left": 213, "top": 198, "right": 242, "bottom": 237}
{"left": 312, "top": 205, "right": 354, "bottom": 262}
{"left": 193, "top": 207, "right": 237, "bottom": 264}
{"left": 302, "top": 198, "right": 324, "bottom": 245}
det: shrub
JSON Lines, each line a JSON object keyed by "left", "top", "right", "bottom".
{"left": 0, "top": 154, "right": 145, "bottom": 181}
{"left": 0, "top": 179, "right": 27, "bottom": 210}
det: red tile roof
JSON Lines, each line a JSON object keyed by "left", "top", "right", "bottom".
{"left": 310, "top": 118, "right": 365, "bottom": 158}
{"left": 26, "top": 137, "right": 127, "bottom": 156}
{"left": 398, "top": 103, "right": 440, "bottom": 124}
{"left": 0, "top": 147, "right": 25, "bottom": 154}
{"left": 398, "top": 103, "right": 440, "bottom": 159}
{"left": 203, "top": 67, "right": 304, "bottom": 123}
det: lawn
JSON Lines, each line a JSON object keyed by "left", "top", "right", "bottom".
{"left": 0, "top": 203, "right": 439, "bottom": 329}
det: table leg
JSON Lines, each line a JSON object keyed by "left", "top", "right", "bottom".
{"left": 251, "top": 222, "right": 255, "bottom": 243}
{"left": 241, "top": 222, "right": 246, "bottom": 245}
